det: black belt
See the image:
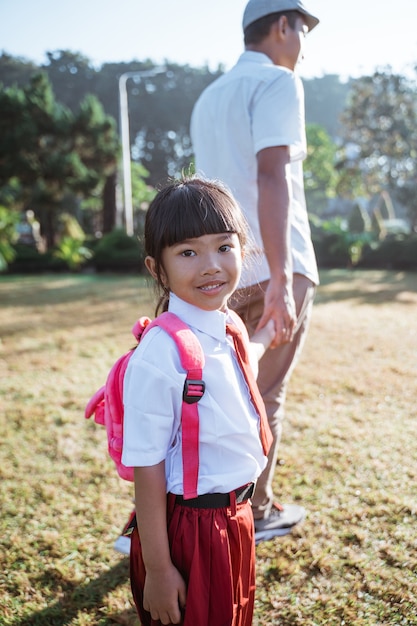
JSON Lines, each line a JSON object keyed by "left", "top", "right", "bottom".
{"left": 174, "top": 483, "right": 254, "bottom": 509}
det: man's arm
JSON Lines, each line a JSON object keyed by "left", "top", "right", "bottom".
{"left": 134, "top": 463, "right": 186, "bottom": 624}
{"left": 256, "top": 145, "right": 296, "bottom": 347}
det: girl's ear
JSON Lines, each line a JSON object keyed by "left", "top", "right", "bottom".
{"left": 145, "top": 256, "right": 168, "bottom": 287}
{"left": 145, "top": 256, "right": 158, "bottom": 280}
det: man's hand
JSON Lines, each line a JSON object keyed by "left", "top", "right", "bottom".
{"left": 255, "top": 279, "right": 296, "bottom": 348}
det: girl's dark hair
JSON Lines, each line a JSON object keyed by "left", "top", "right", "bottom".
{"left": 145, "top": 176, "right": 248, "bottom": 313}
{"left": 244, "top": 10, "right": 300, "bottom": 45}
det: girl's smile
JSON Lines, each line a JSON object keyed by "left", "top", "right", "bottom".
{"left": 199, "top": 281, "right": 224, "bottom": 291}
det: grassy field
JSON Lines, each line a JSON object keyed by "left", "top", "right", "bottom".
{"left": 1, "top": 270, "right": 416, "bottom": 626}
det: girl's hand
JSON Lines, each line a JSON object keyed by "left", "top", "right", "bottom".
{"left": 143, "top": 563, "right": 187, "bottom": 625}
{"left": 134, "top": 463, "right": 186, "bottom": 623}
{"left": 250, "top": 319, "right": 275, "bottom": 361}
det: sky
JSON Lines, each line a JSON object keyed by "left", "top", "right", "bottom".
{"left": 0, "top": 0, "right": 416, "bottom": 81}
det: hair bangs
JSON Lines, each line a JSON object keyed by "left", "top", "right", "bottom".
{"left": 161, "top": 183, "right": 241, "bottom": 247}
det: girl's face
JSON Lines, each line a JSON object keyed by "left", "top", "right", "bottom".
{"left": 146, "top": 232, "right": 242, "bottom": 312}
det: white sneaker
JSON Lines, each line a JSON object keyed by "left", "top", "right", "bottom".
{"left": 113, "top": 534, "right": 131, "bottom": 555}
{"left": 113, "top": 509, "right": 136, "bottom": 555}
{"left": 254, "top": 503, "right": 306, "bottom": 544}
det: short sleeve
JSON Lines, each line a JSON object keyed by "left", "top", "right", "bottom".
{"left": 252, "top": 71, "right": 306, "bottom": 161}
{"left": 122, "top": 327, "right": 185, "bottom": 467}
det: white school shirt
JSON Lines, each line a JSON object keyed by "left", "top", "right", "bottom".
{"left": 190, "top": 50, "right": 319, "bottom": 288}
{"left": 122, "top": 293, "right": 267, "bottom": 495}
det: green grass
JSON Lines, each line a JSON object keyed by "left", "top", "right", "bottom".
{"left": 1, "top": 270, "right": 416, "bottom": 626}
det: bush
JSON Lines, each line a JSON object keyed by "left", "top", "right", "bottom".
{"left": 312, "top": 232, "right": 351, "bottom": 268}
{"left": 348, "top": 202, "right": 371, "bottom": 234}
{"left": 0, "top": 206, "right": 19, "bottom": 271}
{"left": 358, "top": 234, "right": 417, "bottom": 270}
{"left": 92, "top": 228, "right": 144, "bottom": 273}
{"left": 310, "top": 216, "right": 373, "bottom": 268}
{"left": 54, "top": 236, "right": 93, "bottom": 271}
{"left": 397, "top": 235, "right": 417, "bottom": 269}
{"left": 8, "top": 244, "right": 67, "bottom": 273}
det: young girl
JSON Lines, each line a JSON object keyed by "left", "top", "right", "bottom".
{"left": 122, "top": 177, "right": 273, "bottom": 626}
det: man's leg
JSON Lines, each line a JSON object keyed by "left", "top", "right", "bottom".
{"left": 231, "top": 274, "right": 315, "bottom": 538}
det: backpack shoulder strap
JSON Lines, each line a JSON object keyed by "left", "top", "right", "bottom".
{"left": 143, "top": 311, "right": 205, "bottom": 499}
{"left": 146, "top": 311, "right": 206, "bottom": 399}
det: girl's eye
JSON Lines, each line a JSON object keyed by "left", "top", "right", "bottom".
{"left": 219, "top": 244, "right": 231, "bottom": 253}
{"left": 181, "top": 249, "right": 195, "bottom": 257}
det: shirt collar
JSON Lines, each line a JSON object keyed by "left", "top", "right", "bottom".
{"left": 168, "top": 293, "right": 228, "bottom": 342}
{"left": 238, "top": 50, "right": 274, "bottom": 66}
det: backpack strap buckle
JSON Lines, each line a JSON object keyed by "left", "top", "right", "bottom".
{"left": 183, "top": 379, "right": 205, "bottom": 404}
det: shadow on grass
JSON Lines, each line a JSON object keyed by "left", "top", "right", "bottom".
{"left": 0, "top": 274, "right": 147, "bottom": 308}
{"left": 14, "top": 558, "right": 135, "bottom": 626}
{"left": 315, "top": 268, "right": 417, "bottom": 306}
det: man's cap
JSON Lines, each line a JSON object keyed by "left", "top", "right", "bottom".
{"left": 242, "top": 0, "right": 319, "bottom": 32}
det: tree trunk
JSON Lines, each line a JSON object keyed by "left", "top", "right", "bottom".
{"left": 39, "top": 204, "right": 57, "bottom": 250}
{"left": 102, "top": 172, "right": 117, "bottom": 233}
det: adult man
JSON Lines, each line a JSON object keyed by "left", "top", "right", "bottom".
{"left": 190, "top": 0, "right": 320, "bottom": 542}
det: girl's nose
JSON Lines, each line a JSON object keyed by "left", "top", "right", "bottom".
{"left": 201, "top": 253, "right": 221, "bottom": 274}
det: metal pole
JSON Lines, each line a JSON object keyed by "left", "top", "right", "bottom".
{"left": 118, "top": 68, "right": 165, "bottom": 236}
{"left": 119, "top": 74, "right": 133, "bottom": 235}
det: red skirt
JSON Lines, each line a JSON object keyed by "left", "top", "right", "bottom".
{"left": 130, "top": 491, "right": 256, "bottom": 626}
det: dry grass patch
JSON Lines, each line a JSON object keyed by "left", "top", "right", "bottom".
{"left": 1, "top": 270, "right": 416, "bottom": 625}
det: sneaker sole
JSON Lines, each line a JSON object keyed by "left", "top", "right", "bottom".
{"left": 255, "top": 527, "right": 293, "bottom": 544}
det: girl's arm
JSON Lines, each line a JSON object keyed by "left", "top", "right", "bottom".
{"left": 250, "top": 319, "right": 275, "bottom": 362}
{"left": 134, "top": 463, "right": 186, "bottom": 624}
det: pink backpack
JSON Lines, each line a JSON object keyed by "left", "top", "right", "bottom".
{"left": 85, "top": 312, "right": 205, "bottom": 499}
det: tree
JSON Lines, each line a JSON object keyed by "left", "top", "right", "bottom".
{"left": 0, "top": 73, "right": 119, "bottom": 247}
{"left": 102, "top": 172, "right": 117, "bottom": 234}
{"left": 339, "top": 70, "right": 417, "bottom": 227}
{"left": 0, "top": 52, "right": 38, "bottom": 88}
{"left": 72, "top": 93, "right": 119, "bottom": 195}
{"left": 304, "top": 124, "right": 339, "bottom": 214}
{"left": 42, "top": 50, "right": 99, "bottom": 113}
{"left": 304, "top": 74, "right": 351, "bottom": 138}
{"left": 0, "top": 73, "right": 72, "bottom": 245}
